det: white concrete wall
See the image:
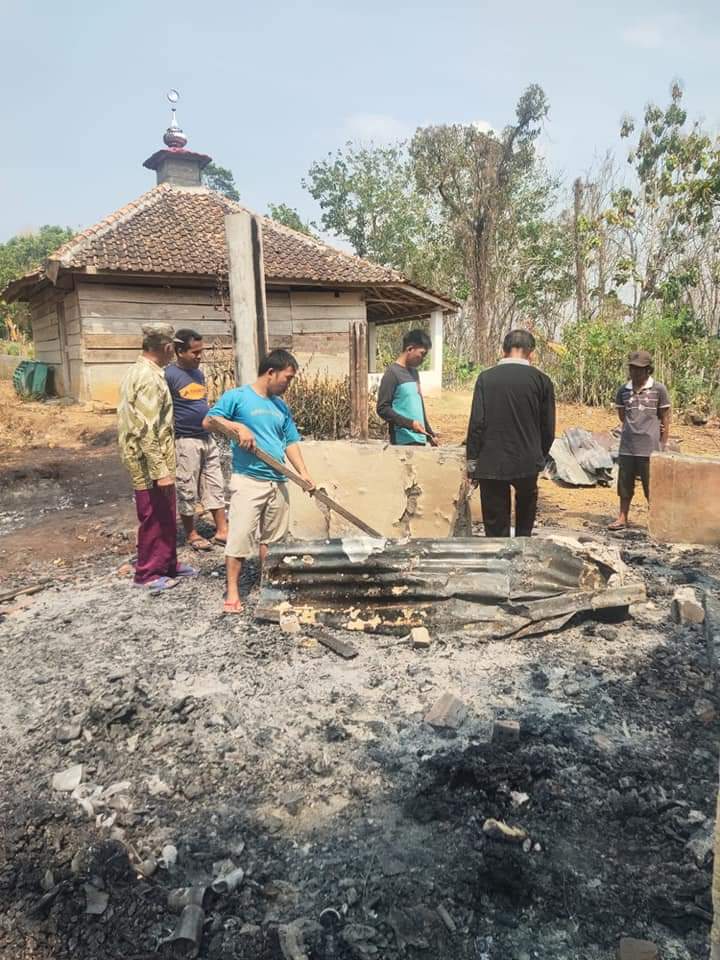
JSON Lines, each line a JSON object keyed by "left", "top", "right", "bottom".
{"left": 287, "top": 440, "right": 470, "bottom": 540}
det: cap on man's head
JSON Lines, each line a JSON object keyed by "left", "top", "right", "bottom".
{"left": 142, "top": 322, "right": 175, "bottom": 340}
{"left": 628, "top": 349, "right": 652, "bottom": 368}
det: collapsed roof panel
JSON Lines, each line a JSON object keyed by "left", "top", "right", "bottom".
{"left": 256, "top": 533, "right": 646, "bottom": 639}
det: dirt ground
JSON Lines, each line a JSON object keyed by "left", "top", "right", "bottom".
{"left": 1, "top": 382, "right": 720, "bottom": 960}
{"left": 426, "top": 391, "right": 720, "bottom": 536}
{"left": 2, "top": 383, "right": 719, "bottom": 587}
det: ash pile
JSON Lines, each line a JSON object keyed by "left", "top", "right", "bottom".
{"left": 1, "top": 535, "right": 719, "bottom": 960}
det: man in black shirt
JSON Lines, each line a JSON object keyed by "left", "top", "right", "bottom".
{"left": 466, "top": 329, "right": 555, "bottom": 537}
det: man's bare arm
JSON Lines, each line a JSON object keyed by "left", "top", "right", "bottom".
{"left": 202, "top": 414, "right": 256, "bottom": 450}
{"left": 285, "top": 443, "right": 315, "bottom": 489}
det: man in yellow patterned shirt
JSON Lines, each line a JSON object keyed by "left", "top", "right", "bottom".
{"left": 118, "top": 323, "right": 196, "bottom": 589}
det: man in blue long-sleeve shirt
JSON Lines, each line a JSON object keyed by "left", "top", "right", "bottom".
{"left": 376, "top": 329, "right": 438, "bottom": 446}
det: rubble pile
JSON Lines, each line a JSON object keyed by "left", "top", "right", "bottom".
{"left": 0, "top": 539, "right": 719, "bottom": 959}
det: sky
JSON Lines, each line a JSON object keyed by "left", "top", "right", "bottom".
{"left": 1, "top": 0, "right": 719, "bottom": 243}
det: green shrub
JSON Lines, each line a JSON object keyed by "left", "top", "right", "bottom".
{"left": 555, "top": 311, "right": 720, "bottom": 412}
{"left": 0, "top": 338, "right": 33, "bottom": 358}
{"left": 443, "top": 350, "right": 482, "bottom": 389}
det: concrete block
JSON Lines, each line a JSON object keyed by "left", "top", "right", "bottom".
{"left": 617, "top": 938, "right": 658, "bottom": 960}
{"left": 425, "top": 692, "right": 467, "bottom": 730}
{"left": 0, "top": 353, "right": 21, "bottom": 381}
{"left": 492, "top": 719, "right": 521, "bottom": 744}
{"left": 649, "top": 451, "right": 720, "bottom": 545}
{"left": 410, "top": 626, "right": 432, "bottom": 649}
{"left": 286, "top": 441, "right": 469, "bottom": 541}
{"left": 671, "top": 586, "right": 705, "bottom": 624}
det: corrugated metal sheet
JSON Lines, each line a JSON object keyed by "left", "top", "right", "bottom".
{"left": 256, "top": 535, "right": 645, "bottom": 639}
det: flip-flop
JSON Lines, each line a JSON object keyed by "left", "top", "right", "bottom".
{"left": 212, "top": 536, "right": 227, "bottom": 546}
{"left": 189, "top": 537, "right": 213, "bottom": 551}
{"left": 222, "top": 600, "right": 244, "bottom": 615}
{"left": 607, "top": 521, "right": 627, "bottom": 531}
{"left": 133, "top": 576, "right": 178, "bottom": 591}
{"left": 175, "top": 563, "right": 199, "bottom": 578}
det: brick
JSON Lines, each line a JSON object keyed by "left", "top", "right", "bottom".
{"left": 649, "top": 452, "right": 720, "bottom": 545}
{"left": 617, "top": 938, "right": 658, "bottom": 960}
{"left": 424, "top": 692, "right": 467, "bottom": 730}
{"left": 411, "top": 626, "right": 432, "bottom": 649}
{"left": 671, "top": 587, "right": 705, "bottom": 625}
{"left": 492, "top": 719, "right": 520, "bottom": 744}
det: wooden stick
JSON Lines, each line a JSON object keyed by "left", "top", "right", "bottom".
{"left": 251, "top": 448, "right": 383, "bottom": 538}
{"left": 0, "top": 579, "right": 52, "bottom": 605}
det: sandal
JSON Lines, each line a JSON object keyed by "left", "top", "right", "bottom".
{"left": 189, "top": 537, "right": 213, "bottom": 551}
{"left": 212, "top": 536, "right": 227, "bottom": 546}
{"left": 222, "top": 600, "right": 244, "bottom": 615}
{"left": 607, "top": 520, "right": 627, "bottom": 531}
{"left": 134, "top": 576, "right": 178, "bottom": 591}
{"left": 175, "top": 563, "right": 199, "bottom": 578}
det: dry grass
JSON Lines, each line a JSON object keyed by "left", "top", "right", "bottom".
{"left": 199, "top": 348, "right": 386, "bottom": 440}
{"left": 289, "top": 370, "right": 385, "bottom": 440}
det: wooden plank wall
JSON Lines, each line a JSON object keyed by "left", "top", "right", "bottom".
{"left": 30, "top": 287, "right": 83, "bottom": 396}
{"left": 267, "top": 290, "right": 292, "bottom": 348}
{"left": 31, "top": 288, "right": 61, "bottom": 366}
{"left": 78, "top": 282, "right": 233, "bottom": 405}
{"left": 288, "top": 290, "right": 365, "bottom": 378}
{"left": 64, "top": 289, "right": 85, "bottom": 398}
{"left": 46, "top": 281, "right": 366, "bottom": 404}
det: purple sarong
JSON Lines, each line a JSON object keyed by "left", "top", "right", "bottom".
{"left": 134, "top": 483, "right": 178, "bottom": 584}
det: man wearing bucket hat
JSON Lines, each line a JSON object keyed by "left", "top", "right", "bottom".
{"left": 609, "top": 349, "right": 671, "bottom": 531}
{"left": 117, "top": 323, "right": 197, "bottom": 589}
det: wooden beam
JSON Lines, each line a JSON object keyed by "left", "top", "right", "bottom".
{"left": 349, "top": 319, "right": 369, "bottom": 441}
{"left": 396, "top": 283, "right": 455, "bottom": 309}
{"left": 225, "top": 211, "right": 269, "bottom": 386}
{"left": 367, "top": 310, "right": 435, "bottom": 326}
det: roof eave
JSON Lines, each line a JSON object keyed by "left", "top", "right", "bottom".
{"left": 1, "top": 270, "right": 48, "bottom": 303}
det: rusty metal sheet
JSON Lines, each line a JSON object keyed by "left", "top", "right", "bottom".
{"left": 257, "top": 533, "right": 645, "bottom": 639}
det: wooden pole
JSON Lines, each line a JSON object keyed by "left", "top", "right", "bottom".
{"left": 349, "top": 319, "right": 369, "bottom": 440}
{"left": 251, "top": 217, "right": 269, "bottom": 359}
{"left": 224, "top": 211, "right": 269, "bottom": 386}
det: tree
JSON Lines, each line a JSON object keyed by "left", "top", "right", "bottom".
{"left": 410, "top": 85, "right": 550, "bottom": 362}
{"left": 303, "top": 141, "right": 464, "bottom": 301}
{"left": 608, "top": 83, "right": 720, "bottom": 331}
{"left": 267, "top": 203, "right": 314, "bottom": 236}
{"left": 202, "top": 163, "right": 240, "bottom": 202}
{"left": 0, "top": 225, "right": 74, "bottom": 339}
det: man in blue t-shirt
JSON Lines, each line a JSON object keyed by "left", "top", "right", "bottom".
{"left": 204, "top": 349, "right": 314, "bottom": 614}
{"left": 165, "top": 329, "right": 228, "bottom": 550}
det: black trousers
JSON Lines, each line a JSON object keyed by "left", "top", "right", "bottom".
{"left": 478, "top": 475, "right": 539, "bottom": 538}
{"left": 617, "top": 455, "right": 650, "bottom": 501}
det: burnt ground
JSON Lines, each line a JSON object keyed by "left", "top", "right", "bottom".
{"left": 1, "top": 383, "right": 720, "bottom": 959}
{"left": 1, "top": 530, "right": 719, "bottom": 960}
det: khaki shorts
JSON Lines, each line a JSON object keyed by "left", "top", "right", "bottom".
{"left": 175, "top": 436, "right": 226, "bottom": 517}
{"left": 225, "top": 474, "right": 290, "bottom": 559}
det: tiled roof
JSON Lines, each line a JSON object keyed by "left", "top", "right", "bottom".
{"left": 48, "top": 184, "right": 415, "bottom": 288}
